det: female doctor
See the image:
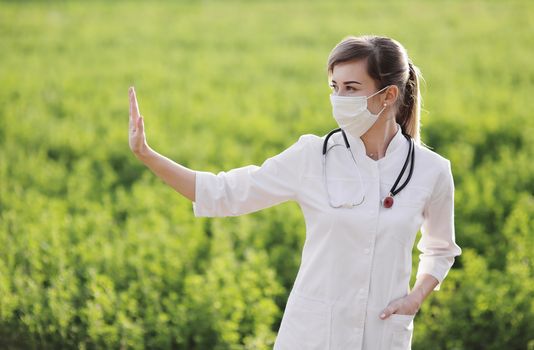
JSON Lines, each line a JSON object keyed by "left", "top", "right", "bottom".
{"left": 128, "top": 35, "right": 462, "bottom": 350}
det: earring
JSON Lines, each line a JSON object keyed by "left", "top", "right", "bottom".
{"left": 383, "top": 103, "right": 387, "bottom": 107}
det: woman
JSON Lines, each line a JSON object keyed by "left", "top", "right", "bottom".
{"left": 128, "top": 35, "right": 462, "bottom": 350}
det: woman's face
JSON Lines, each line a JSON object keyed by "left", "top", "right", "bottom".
{"left": 329, "top": 59, "right": 391, "bottom": 115}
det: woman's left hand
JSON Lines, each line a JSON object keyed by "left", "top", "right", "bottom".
{"left": 379, "top": 293, "right": 422, "bottom": 319}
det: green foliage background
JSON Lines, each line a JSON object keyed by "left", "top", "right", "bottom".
{"left": 0, "top": 0, "right": 533, "bottom": 349}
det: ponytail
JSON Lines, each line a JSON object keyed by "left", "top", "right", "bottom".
{"left": 397, "top": 61, "right": 422, "bottom": 145}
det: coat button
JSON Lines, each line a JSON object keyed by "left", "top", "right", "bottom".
{"left": 364, "top": 248, "right": 370, "bottom": 254}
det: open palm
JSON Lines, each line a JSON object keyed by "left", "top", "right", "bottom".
{"left": 128, "top": 86, "right": 148, "bottom": 155}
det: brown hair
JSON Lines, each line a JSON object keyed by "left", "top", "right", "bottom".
{"left": 327, "top": 35, "right": 425, "bottom": 146}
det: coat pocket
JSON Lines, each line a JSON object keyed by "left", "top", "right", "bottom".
{"left": 276, "top": 292, "right": 331, "bottom": 350}
{"left": 387, "top": 313, "right": 414, "bottom": 350}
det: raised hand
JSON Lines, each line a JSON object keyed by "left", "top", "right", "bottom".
{"left": 128, "top": 86, "right": 149, "bottom": 156}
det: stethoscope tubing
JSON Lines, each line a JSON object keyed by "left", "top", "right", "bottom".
{"left": 321, "top": 128, "right": 415, "bottom": 208}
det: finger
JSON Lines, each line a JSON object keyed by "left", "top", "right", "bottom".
{"left": 129, "top": 90, "right": 136, "bottom": 119}
{"left": 129, "top": 87, "right": 135, "bottom": 122}
{"left": 129, "top": 100, "right": 135, "bottom": 131}
{"left": 380, "top": 305, "right": 397, "bottom": 319}
{"left": 130, "top": 87, "right": 140, "bottom": 120}
{"left": 129, "top": 88, "right": 136, "bottom": 132}
{"left": 137, "top": 115, "right": 144, "bottom": 133}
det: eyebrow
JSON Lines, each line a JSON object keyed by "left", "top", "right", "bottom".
{"left": 331, "top": 80, "right": 362, "bottom": 85}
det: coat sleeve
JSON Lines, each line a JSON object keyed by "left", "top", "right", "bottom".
{"left": 192, "top": 134, "right": 311, "bottom": 217}
{"left": 415, "top": 159, "right": 462, "bottom": 291}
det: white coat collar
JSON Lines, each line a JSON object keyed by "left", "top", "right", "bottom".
{"left": 346, "top": 122, "right": 406, "bottom": 164}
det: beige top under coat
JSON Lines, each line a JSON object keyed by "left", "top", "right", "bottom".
{"left": 192, "top": 122, "right": 462, "bottom": 350}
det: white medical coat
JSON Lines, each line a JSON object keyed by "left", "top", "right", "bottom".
{"left": 192, "top": 123, "right": 462, "bottom": 350}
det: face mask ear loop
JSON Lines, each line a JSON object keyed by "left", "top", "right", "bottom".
{"left": 367, "top": 85, "right": 390, "bottom": 117}
{"left": 367, "top": 85, "right": 390, "bottom": 100}
{"left": 375, "top": 104, "right": 387, "bottom": 118}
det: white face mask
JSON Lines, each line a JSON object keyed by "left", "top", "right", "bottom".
{"left": 330, "top": 85, "right": 390, "bottom": 138}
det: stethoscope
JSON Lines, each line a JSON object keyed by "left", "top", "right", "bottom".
{"left": 322, "top": 127, "right": 415, "bottom": 209}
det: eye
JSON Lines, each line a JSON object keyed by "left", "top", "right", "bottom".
{"left": 347, "top": 86, "right": 357, "bottom": 91}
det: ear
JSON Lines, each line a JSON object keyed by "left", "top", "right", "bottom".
{"left": 383, "top": 85, "right": 399, "bottom": 106}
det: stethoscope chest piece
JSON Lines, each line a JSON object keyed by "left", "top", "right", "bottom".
{"left": 382, "top": 194, "right": 394, "bottom": 208}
